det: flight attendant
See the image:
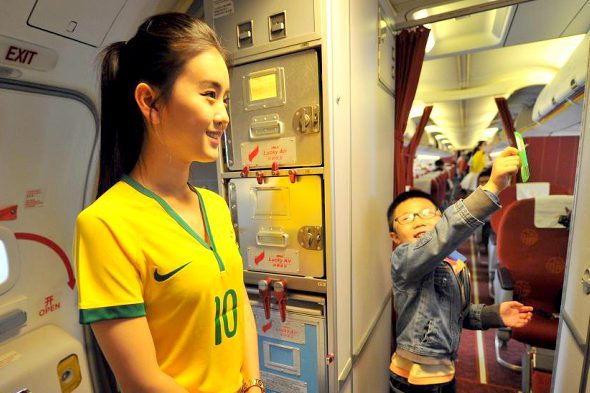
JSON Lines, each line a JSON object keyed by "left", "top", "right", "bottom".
{"left": 74, "top": 13, "right": 264, "bottom": 393}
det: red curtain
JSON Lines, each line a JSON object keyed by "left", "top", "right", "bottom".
{"left": 495, "top": 97, "right": 517, "bottom": 147}
{"left": 404, "top": 105, "right": 433, "bottom": 187}
{"left": 394, "top": 26, "right": 431, "bottom": 196}
{"left": 495, "top": 97, "right": 518, "bottom": 182}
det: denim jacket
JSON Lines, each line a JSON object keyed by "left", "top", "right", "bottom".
{"left": 392, "top": 187, "right": 504, "bottom": 362}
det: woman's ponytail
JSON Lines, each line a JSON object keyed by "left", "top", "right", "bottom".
{"left": 97, "top": 41, "right": 145, "bottom": 198}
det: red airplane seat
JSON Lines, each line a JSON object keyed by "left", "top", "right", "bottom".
{"left": 496, "top": 197, "right": 570, "bottom": 350}
{"left": 490, "top": 183, "right": 569, "bottom": 235}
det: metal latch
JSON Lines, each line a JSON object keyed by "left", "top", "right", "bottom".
{"left": 0, "top": 309, "right": 26, "bottom": 335}
{"left": 298, "top": 226, "right": 323, "bottom": 250}
{"left": 268, "top": 11, "right": 286, "bottom": 41}
{"left": 227, "top": 183, "right": 239, "bottom": 242}
{"left": 273, "top": 279, "right": 288, "bottom": 322}
{"left": 237, "top": 20, "right": 254, "bottom": 48}
{"left": 258, "top": 278, "right": 272, "bottom": 320}
{"left": 293, "top": 105, "right": 320, "bottom": 134}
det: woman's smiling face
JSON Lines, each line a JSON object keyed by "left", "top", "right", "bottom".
{"left": 157, "top": 48, "right": 230, "bottom": 164}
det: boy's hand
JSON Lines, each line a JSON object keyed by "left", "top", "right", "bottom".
{"left": 500, "top": 301, "right": 533, "bottom": 328}
{"left": 482, "top": 147, "right": 521, "bottom": 195}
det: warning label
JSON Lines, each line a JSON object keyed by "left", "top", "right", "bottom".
{"left": 24, "top": 188, "right": 43, "bottom": 208}
{"left": 261, "top": 371, "right": 308, "bottom": 393}
{"left": 213, "top": 0, "right": 234, "bottom": 19}
{"left": 0, "top": 351, "right": 21, "bottom": 370}
{"left": 253, "top": 309, "right": 306, "bottom": 344}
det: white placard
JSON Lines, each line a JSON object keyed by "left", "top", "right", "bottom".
{"left": 248, "top": 248, "right": 300, "bottom": 274}
{"left": 241, "top": 137, "right": 297, "bottom": 167}
{"left": 261, "top": 371, "right": 308, "bottom": 393}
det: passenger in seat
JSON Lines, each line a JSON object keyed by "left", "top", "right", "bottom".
{"left": 386, "top": 147, "right": 533, "bottom": 393}
{"left": 74, "top": 13, "right": 263, "bottom": 393}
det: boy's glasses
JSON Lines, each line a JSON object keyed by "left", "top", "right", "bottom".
{"left": 394, "top": 208, "right": 441, "bottom": 225}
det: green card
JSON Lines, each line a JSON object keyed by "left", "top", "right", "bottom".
{"left": 514, "top": 131, "right": 530, "bottom": 182}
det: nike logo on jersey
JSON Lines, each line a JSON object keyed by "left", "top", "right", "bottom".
{"left": 154, "top": 262, "right": 192, "bottom": 282}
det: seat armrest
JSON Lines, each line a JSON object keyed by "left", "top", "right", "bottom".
{"left": 498, "top": 267, "right": 513, "bottom": 290}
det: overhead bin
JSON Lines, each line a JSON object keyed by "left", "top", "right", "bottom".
{"left": 532, "top": 33, "right": 589, "bottom": 123}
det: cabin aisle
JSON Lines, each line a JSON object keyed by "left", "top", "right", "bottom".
{"left": 455, "top": 237, "right": 524, "bottom": 393}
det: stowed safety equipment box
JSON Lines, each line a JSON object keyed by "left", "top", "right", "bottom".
{"left": 228, "top": 175, "right": 324, "bottom": 278}
{"left": 224, "top": 50, "right": 322, "bottom": 171}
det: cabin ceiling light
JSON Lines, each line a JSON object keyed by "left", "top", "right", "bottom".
{"left": 425, "top": 125, "right": 440, "bottom": 133}
{"left": 482, "top": 127, "right": 498, "bottom": 138}
{"left": 417, "top": 154, "right": 441, "bottom": 160}
{"left": 434, "top": 134, "right": 446, "bottom": 140}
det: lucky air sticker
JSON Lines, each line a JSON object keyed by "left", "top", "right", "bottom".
{"left": 514, "top": 131, "right": 530, "bottom": 182}
{"left": 247, "top": 247, "right": 300, "bottom": 274}
{"left": 241, "top": 137, "right": 297, "bottom": 167}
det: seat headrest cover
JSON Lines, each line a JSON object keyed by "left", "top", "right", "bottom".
{"left": 534, "top": 195, "right": 574, "bottom": 229}
{"left": 517, "top": 182, "right": 550, "bottom": 200}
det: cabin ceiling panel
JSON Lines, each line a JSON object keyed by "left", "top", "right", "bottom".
{"left": 504, "top": 0, "right": 588, "bottom": 46}
{"left": 562, "top": 1, "right": 590, "bottom": 37}
{"left": 413, "top": 32, "right": 586, "bottom": 149}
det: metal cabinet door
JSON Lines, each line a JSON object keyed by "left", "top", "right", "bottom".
{"left": 225, "top": 50, "right": 322, "bottom": 171}
{"left": 252, "top": 302, "right": 326, "bottom": 393}
{"left": 229, "top": 175, "right": 324, "bottom": 278}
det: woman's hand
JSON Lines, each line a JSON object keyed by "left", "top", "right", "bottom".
{"left": 500, "top": 301, "right": 533, "bottom": 328}
{"left": 482, "top": 147, "right": 521, "bottom": 195}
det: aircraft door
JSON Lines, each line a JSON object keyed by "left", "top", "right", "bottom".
{"left": 552, "top": 63, "right": 590, "bottom": 393}
{"left": 0, "top": 85, "right": 96, "bottom": 393}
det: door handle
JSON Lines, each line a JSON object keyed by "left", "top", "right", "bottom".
{"left": 582, "top": 268, "right": 590, "bottom": 295}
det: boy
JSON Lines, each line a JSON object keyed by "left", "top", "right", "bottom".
{"left": 387, "top": 147, "right": 532, "bottom": 393}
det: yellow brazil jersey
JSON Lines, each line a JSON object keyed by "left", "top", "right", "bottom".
{"left": 75, "top": 175, "right": 245, "bottom": 393}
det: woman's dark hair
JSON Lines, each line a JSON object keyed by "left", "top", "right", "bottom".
{"left": 387, "top": 190, "right": 440, "bottom": 232}
{"left": 97, "top": 12, "right": 228, "bottom": 197}
{"left": 470, "top": 140, "right": 485, "bottom": 156}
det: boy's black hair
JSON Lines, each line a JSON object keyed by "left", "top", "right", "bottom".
{"left": 387, "top": 190, "right": 440, "bottom": 232}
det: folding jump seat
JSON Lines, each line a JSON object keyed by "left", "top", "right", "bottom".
{"left": 493, "top": 195, "right": 573, "bottom": 393}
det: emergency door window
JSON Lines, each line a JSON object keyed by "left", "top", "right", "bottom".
{"left": 0, "top": 239, "right": 8, "bottom": 285}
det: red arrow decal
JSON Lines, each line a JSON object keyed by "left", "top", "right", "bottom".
{"left": 254, "top": 250, "right": 265, "bottom": 265}
{"left": 248, "top": 145, "right": 260, "bottom": 162}
{"left": 15, "top": 232, "right": 76, "bottom": 290}
{"left": 262, "top": 320, "right": 273, "bottom": 332}
{"left": 0, "top": 205, "right": 18, "bottom": 221}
